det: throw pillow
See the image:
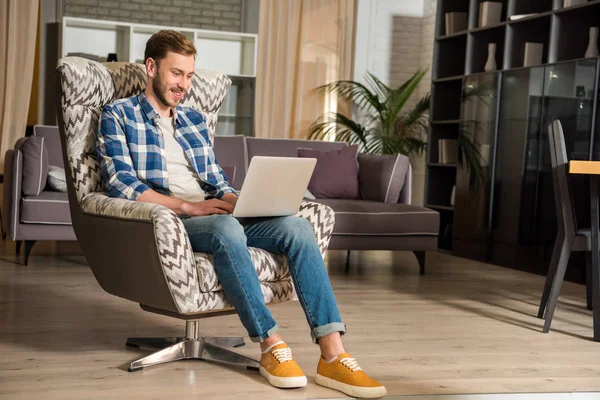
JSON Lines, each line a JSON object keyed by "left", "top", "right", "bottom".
{"left": 47, "top": 165, "right": 68, "bottom": 192}
{"left": 20, "top": 136, "right": 49, "bottom": 196}
{"left": 297, "top": 145, "right": 360, "bottom": 199}
{"left": 358, "top": 153, "right": 409, "bottom": 203}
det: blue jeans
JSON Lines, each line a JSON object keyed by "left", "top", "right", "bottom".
{"left": 182, "top": 214, "right": 346, "bottom": 343}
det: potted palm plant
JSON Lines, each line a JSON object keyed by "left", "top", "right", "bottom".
{"left": 308, "top": 70, "right": 430, "bottom": 156}
{"left": 308, "top": 69, "right": 489, "bottom": 189}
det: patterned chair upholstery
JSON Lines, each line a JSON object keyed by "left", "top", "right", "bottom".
{"left": 55, "top": 57, "right": 335, "bottom": 372}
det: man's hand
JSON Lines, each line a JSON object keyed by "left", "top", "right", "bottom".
{"left": 221, "top": 193, "right": 238, "bottom": 209}
{"left": 181, "top": 198, "right": 234, "bottom": 216}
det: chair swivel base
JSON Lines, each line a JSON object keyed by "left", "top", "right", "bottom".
{"left": 126, "top": 321, "right": 260, "bottom": 372}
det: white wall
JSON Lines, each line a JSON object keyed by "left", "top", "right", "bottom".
{"left": 353, "top": 0, "right": 436, "bottom": 206}
{"left": 354, "top": 0, "right": 425, "bottom": 85}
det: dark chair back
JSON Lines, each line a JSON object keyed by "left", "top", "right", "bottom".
{"left": 548, "top": 120, "right": 577, "bottom": 237}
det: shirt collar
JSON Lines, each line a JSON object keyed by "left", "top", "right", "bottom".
{"left": 137, "top": 91, "right": 182, "bottom": 124}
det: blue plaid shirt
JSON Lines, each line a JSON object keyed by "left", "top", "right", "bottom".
{"left": 97, "top": 91, "right": 236, "bottom": 201}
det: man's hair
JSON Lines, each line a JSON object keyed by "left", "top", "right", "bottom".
{"left": 144, "top": 30, "right": 197, "bottom": 63}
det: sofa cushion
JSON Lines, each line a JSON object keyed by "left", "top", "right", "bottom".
{"left": 20, "top": 136, "right": 49, "bottom": 197}
{"left": 358, "top": 153, "right": 410, "bottom": 203}
{"left": 246, "top": 137, "right": 346, "bottom": 159}
{"left": 33, "top": 125, "right": 65, "bottom": 168}
{"left": 47, "top": 165, "right": 68, "bottom": 192}
{"left": 312, "top": 199, "right": 439, "bottom": 236}
{"left": 20, "top": 191, "right": 71, "bottom": 225}
{"left": 297, "top": 145, "right": 360, "bottom": 199}
{"left": 213, "top": 135, "right": 246, "bottom": 190}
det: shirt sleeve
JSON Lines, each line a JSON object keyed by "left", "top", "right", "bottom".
{"left": 97, "top": 105, "right": 151, "bottom": 200}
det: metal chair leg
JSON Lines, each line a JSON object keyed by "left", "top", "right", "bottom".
{"left": 126, "top": 321, "right": 259, "bottom": 372}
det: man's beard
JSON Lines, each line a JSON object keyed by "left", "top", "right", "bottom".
{"left": 152, "top": 70, "right": 184, "bottom": 109}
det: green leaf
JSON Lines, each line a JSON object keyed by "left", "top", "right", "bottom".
{"left": 308, "top": 69, "right": 431, "bottom": 158}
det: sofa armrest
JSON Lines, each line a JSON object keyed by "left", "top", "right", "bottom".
{"left": 80, "top": 192, "right": 201, "bottom": 314}
{"left": 3, "top": 149, "right": 23, "bottom": 240}
{"left": 297, "top": 201, "right": 335, "bottom": 259}
{"left": 398, "top": 164, "right": 412, "bottom": 205}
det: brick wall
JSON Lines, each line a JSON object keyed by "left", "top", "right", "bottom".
{"left": 386, "top": 0, "right": 438, "bottom": 206}
{"left": 389, "top": 0, "right": 437, "bottom": 108}
{"left": 64, "top": 0, "right": 243, "bottom": 32}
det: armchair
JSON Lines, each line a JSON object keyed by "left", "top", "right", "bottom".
{"left": 55, "top": 57, "right": 335, "bottom": 372}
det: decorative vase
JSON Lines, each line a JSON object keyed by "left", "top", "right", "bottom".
{"left": 585, "top": 27, "right": 599, "bottom": 58}
{"left": 484, "top": 43, "right": 497, "bottom": 72}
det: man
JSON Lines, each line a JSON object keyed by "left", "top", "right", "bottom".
{"left": 97, "top": 30, "right": 386, "bottom": 399}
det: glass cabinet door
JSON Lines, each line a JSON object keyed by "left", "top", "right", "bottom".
{"left": 453, "top": 72, "right": 499, "bottom": 260}
{"left": 491, "top": 60, "right": 597, "bottom": 273}
{"left": 492, "top": 66, "right": 545, "bottom": 267}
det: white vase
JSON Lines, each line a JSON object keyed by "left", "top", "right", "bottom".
{"left": 484, "top": 43, "right": 497, "bottom": 72}
{"left": 585, "top": 27, "right": 599, "bottom": 58}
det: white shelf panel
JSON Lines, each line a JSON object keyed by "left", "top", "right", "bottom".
{"left": 62, "top": 16, "right": 257, "bottom": 76}
{"left": 195, "top": 38, "right": 243, "bottom": 76}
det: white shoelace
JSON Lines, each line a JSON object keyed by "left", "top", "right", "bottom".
{"left": 339, "top": 357, "right": 362, "bottom": 372}
{"left": 272, "top": 347, "right": 294, "bottom": 363}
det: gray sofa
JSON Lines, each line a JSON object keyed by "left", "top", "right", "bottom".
{"left": 2, "top": 125, "right": 76, "bottom": 265}
{"left": 214, "top": 136, "right": 440, "bottom": 274}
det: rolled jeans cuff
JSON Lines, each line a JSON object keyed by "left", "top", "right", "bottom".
{"left": 311, "top": 322, "right": 346, "bottom": 343}
{"left": 249, "top": 323, "right": 279, "bottom": 343}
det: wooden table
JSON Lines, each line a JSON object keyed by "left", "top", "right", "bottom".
{"left": 570, "top": 160, "right": 600, "bottom": 341}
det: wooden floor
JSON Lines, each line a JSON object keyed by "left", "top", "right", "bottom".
{"left": 1, "top": 249, "right": 600, "bottom": 399}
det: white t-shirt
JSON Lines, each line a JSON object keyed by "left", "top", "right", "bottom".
{"left": 156, "top": 115, "right": 207, "bottom": 202}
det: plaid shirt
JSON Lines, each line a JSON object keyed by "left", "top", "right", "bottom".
{"left": 97, "top": 91, "right": 236, "bottom": 201}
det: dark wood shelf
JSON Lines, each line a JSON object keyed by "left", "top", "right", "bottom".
{"left": 470, "top": 21, "right": 507, "bottom": 33}
{"left": 507, "top": 10, "right": 553, "bottom": 25}
{"left": 437, "top": 30, "right": 468, "bottom": 40}
{"left": 554, "top": 0, "right": 600, "bottom": 15}
{"left": 434, "top": 75, "right": 465, "bottom": 83}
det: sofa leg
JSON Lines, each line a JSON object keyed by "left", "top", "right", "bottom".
{"left": 345, "top": 250, "right": 351, "bottom": 273}
{"left": 16, "top": 240, "right": 22, "bottom": 255}
{"left": 23, "top": 240, "right": 36, "bottom": 266}
{"left": 414, "top": 251, "right": 426, "bottom": 275}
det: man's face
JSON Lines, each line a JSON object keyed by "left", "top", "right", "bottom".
{"left": 148, "top": 51, "right": 195, "bottom": 109}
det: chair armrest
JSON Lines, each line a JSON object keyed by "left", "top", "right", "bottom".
{"left": 297, "top": 201, "right": 335, "bottom": 259}
{"left": 80, "top": 192, "right": 201, "bottom": 314}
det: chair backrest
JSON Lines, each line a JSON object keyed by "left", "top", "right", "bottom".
{"left": 55, "top": 57, "right": 231, "bottom": 207}
{"left": 548, "top": 120, "right": 577, "bottom": 235}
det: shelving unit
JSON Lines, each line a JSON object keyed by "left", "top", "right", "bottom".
{"left": 426, "top": 0, "right": 600, "bottom": 252}
{"left": 60, "top": 16, "right": 258, "bottom": 136}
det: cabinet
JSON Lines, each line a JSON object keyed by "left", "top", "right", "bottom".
{"left": 491, "top": 60, "right": 597, "bottom": 275}
{"left": 60, "top": 17, "right": 257, "bottom": 136}
{"left": 427, "top": 0, "right": 600, "bottom": 280}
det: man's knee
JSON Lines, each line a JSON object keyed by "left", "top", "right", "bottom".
{"left": 282, "top": 216, "right": 315, "bottom": 241}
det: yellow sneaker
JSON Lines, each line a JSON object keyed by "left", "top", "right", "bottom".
{"left": 259, "top": 342, "right": 307, "bottom": 388}
{"left": 316, "top": 353, "right": 387, "bottom": 398}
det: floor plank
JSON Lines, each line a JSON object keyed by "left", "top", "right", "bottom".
{"left": 1, "top": 250, "right": 599, "bottom": 399}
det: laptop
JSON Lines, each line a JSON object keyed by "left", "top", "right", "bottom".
{"left": 232, "top": 156, "right": 317, "bottom": 218}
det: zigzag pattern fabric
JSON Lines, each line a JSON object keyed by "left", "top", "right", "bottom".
{"left": 56, "top": 57, "right": 335, "bottom": 315}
